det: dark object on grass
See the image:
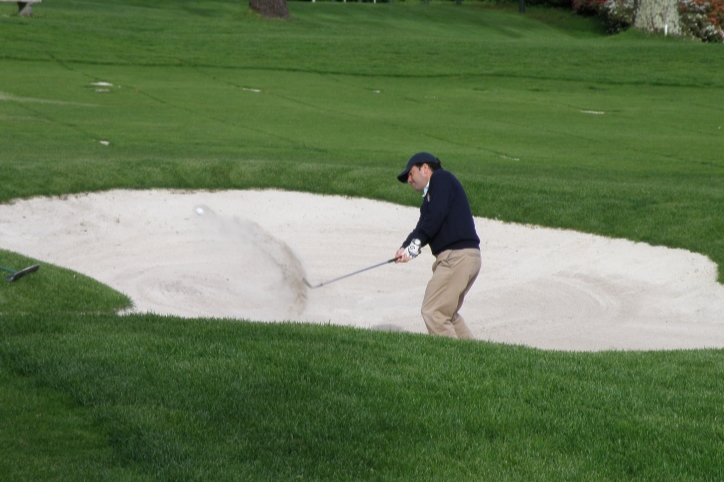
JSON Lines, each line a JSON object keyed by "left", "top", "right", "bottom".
{"left": 1, "top": 264, "right": 40, "bottom": 282}
{"left": 249, "top": 0, "right": 289, "bottom": 19}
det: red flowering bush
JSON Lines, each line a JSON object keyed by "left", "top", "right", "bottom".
{"left": 679, "top": 0, "right": 724, "bottom": 41}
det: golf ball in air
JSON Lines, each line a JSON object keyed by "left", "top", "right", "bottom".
{"left": 195, "top": 207, "right": 204, "bottom": 216}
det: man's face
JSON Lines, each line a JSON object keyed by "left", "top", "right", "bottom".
{"left": 407, "top": 164, "right": 432, "bottom": 192}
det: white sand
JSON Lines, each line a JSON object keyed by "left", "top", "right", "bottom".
{"left": 1, "top": 189, "right": 723, "bottom": 351}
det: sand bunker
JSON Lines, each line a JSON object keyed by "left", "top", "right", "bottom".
{"left": 1, "top": 189, "right": 723, "bottom": 351}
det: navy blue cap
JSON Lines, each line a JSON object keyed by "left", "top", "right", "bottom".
{"left": 397, "top": 152, "right": 441, "bottom": 183}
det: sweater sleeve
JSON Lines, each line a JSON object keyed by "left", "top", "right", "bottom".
{"left": 401, "top": 172, "right": 455, "bottom": 248}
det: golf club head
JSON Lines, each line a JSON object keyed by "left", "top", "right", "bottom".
{"left": 6, "top": 264, "right": 40, "bottom": 282}
{"left": 303, "top": 278, "right": 322, "bottom": 289}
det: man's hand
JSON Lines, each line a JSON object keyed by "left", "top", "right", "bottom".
{"left": 395, "top": 239, "right": 421, "bottom": 263}
{"left": 395, "top": 247, "right": 409, "bottom": 263}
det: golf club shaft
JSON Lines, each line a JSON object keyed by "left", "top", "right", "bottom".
{"left": 307, "top": 258, "right": 397, "bottom": 288}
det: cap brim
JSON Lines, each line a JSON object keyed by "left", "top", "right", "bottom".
{"left": 397, "top": 169, "right": 410, "bottom": 183}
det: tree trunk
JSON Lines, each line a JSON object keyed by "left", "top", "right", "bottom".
{"left": 250, "top": 0, "right": 290, "bottom": 19}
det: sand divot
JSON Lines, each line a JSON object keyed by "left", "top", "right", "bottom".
{"left": 1, "top": 189, "right": 723, "bottom": 351}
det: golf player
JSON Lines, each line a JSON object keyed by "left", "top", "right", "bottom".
{"left": 395, "top": 152, "right": 481, "bottom": 339}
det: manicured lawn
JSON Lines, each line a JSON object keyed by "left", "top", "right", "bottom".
{"left": 3, "top": 313, "right": 724, "bottom": 481}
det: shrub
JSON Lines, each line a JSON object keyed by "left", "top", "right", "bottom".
{"left": 525, "top": 0, "right": 574, "bottom": 8}
{"left": 573, "top": 0, "right": 605, "bottom": 15}
{"left": 576, "top": 0, "right": 724, "bottom": 39}
{"left": 573, "top": 0, "right": 634, "bottom": 32}
{"left": 600, "top": 0, "right": 635, "bottom": 31}
{"left": 678, "top": 0, "right": 724, "bottom": 41}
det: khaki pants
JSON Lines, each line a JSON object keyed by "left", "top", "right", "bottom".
{"left": 421, "top": 248, "right": 481, "bottom": 339}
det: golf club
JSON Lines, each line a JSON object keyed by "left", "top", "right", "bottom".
{"left": 304, "top": 239, "right": 421, "bottom": 289}
{"left": 304, "top": 257, "right": 398, "bottom": 289}
{"left": 1, "top": 264, "right": 40, "bottom": 282}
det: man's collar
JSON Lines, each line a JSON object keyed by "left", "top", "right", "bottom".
{"left": 423, "top": 181, "right": 430, "bottom": 198}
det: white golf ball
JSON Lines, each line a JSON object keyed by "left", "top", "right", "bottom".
{"left": 195, "top": 207, "right": 204, "bottom": 216}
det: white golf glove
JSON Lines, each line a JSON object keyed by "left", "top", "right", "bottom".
{"left": 404, "top": 239, "right": 421, "bottom": 259}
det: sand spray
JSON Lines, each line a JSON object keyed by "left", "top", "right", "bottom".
{"left": 194, "top": 205, "right": 308, "bottom": 316}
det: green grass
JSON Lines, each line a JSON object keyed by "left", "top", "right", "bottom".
{"left": 3, "top": 314, "right": 724, "bottom": 481}
{"left": 1, "top": 1, "right": 724, "bottom": 480}
{"left": 0, "top": 365, "right": 144, "bottom": 481}
{"left": 0, "top": 251, "right": 131, "bottom": 314}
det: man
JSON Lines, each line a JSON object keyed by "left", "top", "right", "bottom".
{"left": 395, "top": 152, "right": 481, "bottom": 339}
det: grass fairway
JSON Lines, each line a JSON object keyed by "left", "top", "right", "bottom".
{"left": 1, "top": 1, "right": 724, "bottom": 480}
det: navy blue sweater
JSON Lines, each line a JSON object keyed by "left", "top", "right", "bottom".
{"left": 402, "top": 169, "right": 480, "bottom": 256}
